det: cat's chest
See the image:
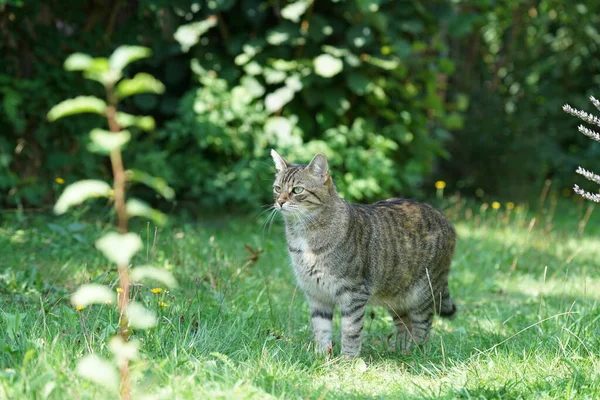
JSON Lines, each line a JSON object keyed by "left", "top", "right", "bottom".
{"left": 286, "top": 236, "right": 335, "bottom": 298}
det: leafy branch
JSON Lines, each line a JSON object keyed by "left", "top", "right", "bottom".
{"left": 563, "top": 97, "right": 600, "bottom": 203}
{"left": 48, "top": 45, "right": 175, "bottom": 400}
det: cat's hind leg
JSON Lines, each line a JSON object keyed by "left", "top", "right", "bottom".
{"left": 390, "top": 311, "right": 412, "bottom": 353}
{"left": 408, "top": 298, "right": 434, "bottom": 348}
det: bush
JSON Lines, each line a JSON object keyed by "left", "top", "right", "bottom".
{"left": 137, "top": 0, "right": 465, "bottom": 207}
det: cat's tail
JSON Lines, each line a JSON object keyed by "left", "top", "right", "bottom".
{"left": 437, "top": 287, "right": 457, "bottom": 320}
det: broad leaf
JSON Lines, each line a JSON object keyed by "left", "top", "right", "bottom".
{"left": 265, "top": 87, "right": 295, "bottom": 112}
{"left": 109, "top": 45, "right": 151, "bottom": 73}
{"left": 127, "top": 302, "right": 157, "bottom": 329}
{"left": 81, "top": 58, "right": 118, "bottom": 85}
{"left": 47, "top": 96, "right": 107, "bottom": 122}
{"left": 115, "top": 113, "right": 155, "bottom": 131}
{"left": 54, "top": 180, "right": 111, "bottom": 214}
{"left": 116, "top": 73, "right": 165, "bottom": 99}
{"left": 281, "top": 0, "right": 310, "bottom": 23}
{"left": 64, "top": 53, "right": 93, "bottom": 71}
{"left": 95, "top": 232, "right": 143, "bottom": 266}
{"left": 76, "top": 355, "right": 119, "bottom": 393}
{"left": 125, "top": 169, "right": 175, "bottom": 200}
{"left": 108, "top": 336, "right": 139, "bottom": 364}
{"left": 71, "top": 284, "right": 116, "bottom": 308}
{"left": 175, "top": 16, "right": 217, "bottom": 53}
{"left": 314, "top": 54, "right": 343, "bottom": 78}
{"left": 126, "top": 198, "right": 167, "bottom": 226}
{"left": 89, "top": 129, "right": 131, "bottom": 154}
{"left": 130, "top": 265, "right": 177, "bottom": 289}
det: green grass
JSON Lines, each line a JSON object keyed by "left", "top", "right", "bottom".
{"left": 1, "top": 197, "right": 600, "bottom": 399}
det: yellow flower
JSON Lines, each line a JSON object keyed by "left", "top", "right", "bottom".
{"left": 150, "top": 288, "right": 163, "bottom": 294}
{"left": 506, "top": 202, "right": 515, "bottom": 210}
{"left": 491, "top": 201, "right": 501, "bottom": 210}
{"left": 116, "top": 288, "right": 123, "bottom": 293}
{"left": 76, "top": 305, "right": 84, "bottom": 311}
{"left": 55, "top": 177, "right": 65, "bottom": 184}
{"left": 435, "top": 181, "right": 446, "bottom": 190}
{"left": 159, "top": 302, "right": 167, "bottom": 307}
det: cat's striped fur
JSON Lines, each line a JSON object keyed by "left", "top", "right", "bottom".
{"left": 271, "top": 150, "right": 457, "bottom": 357}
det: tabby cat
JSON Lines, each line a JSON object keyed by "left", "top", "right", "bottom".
{"left": 271, "top": 150, "right": 457, "bottom": 358}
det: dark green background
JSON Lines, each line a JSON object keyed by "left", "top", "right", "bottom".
{"left": 2, "top": 0, "right": 599, "bottom": 210}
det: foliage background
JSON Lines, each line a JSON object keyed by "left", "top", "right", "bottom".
{"left": 2, "top": 0, "right": 600, "bottom": 210}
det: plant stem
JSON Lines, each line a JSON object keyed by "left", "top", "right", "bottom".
{"left": 106, "top": 91, "right": 132, "bottom": 400}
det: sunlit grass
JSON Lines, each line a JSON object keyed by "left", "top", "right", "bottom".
{"left": 1, "top": 197, "right": 599, "bottom": 398}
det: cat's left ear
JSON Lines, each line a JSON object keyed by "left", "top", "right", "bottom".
{"left": 307, "top": 153, "right": 329, "bottom": 181}
{"left": 271, "top": 149, "right": 291, "bottom": 172}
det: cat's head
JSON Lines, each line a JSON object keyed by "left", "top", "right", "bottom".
{"left": 270, "top": 149, "right": 336, "bottom": 214}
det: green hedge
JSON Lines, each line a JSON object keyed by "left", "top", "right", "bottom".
{"left": 2, "top": 0, "right": 598, "bottom": 209}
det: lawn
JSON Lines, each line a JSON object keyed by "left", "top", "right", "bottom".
{"left": 1, "top": 196, "right": 599, "bottom": 399}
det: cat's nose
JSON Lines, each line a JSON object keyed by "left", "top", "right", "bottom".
{"left": 277, "top": 199, "right": 286, "bottom": 207}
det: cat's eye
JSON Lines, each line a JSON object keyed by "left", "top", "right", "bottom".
{"left": 274, "top": 185, "right": 281, "bottom": 193}
{"left": 292, "top": 187, "right": 304, "bottom": 194}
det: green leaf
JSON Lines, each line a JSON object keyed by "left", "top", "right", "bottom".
{"left": 126, "top": 302, "right": 157, "bottom": 329}
{"left": 240, "top": 76, "right": 265, "bottom": 99}
{"left": 347, "top": 71, "right": 371, "bottom": 95}
{"left": 130, "top": 266, "right": 177, "bottom": 288}
{"left": 64, "top": 53, "right": 93, "bottom": 71}
{"left": 54, "top": 180, "right": 111, "bottom": 215}
{"left": 175, "top": 16, "right": 218, "bottom": 53}
{"left": 108, "top": 336, "right": 139, "bottom": 364}
{"left": 126, "top": 198, "right": 168, "bottom": 226}
{"left": 285, "top": 75, "right": 303, "bottom": 92}
{"left": 116, "top": 73, "right": 165, "bottom": 99}
{"left": 47, "top": 96, "right": 107, "bottom": 122}
{"left": 71, "top": 284, "right": 116, "bottom": 308}
{"left": 89, "top": 129, "right": 131, "bottom": 154}
{"left": 95, "top": 232, "right": 143, "bottom": 266}
{"left": 76, "top": 355, "right": 119, "bottom": 393}
{"left": 265, "top": 87, "right": 295, "bottom": 112}
{"left": 314, "top": 54, "right": 343, "bottom": 78}
{"left": 109, "top": 45, "right": 152, "bottom": 73}
{"left": 125, "top": 169, "right": 175, "bottom": 200}
{"left": 281, "top": 0, "right": 310, "bottom": 23}
{"left": 115, "top": 113, "right": 156, "bottom": 131}
{"left": 362, "top": 54, "right": 399, "bottom": 70}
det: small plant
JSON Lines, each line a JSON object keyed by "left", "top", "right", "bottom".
{"left": 47, "top": 46, "right": 176, "bottom": 399}
{"left": 564, "top": 96, "right": 600, "bottom": 203}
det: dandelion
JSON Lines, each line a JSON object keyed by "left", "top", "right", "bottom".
{"left": 491, "top": 201, "right": 501, "bottom": 210}
{"left": 435, "top": 181, "right": 446, "bottom": 190}
{"left": 150, "top": 288, "right": 163, "bottom": 294}
{"left": 506, "top": 202, "right": 515, "bottom": 210}
{"left": 76, "top": 305, "right": 84, "bottom": 311}
{"left": 159, "top": 301, "right": 167, "bottom": 308}
{"left": 55, "top": 177, "right": 65, "bottom": 184}
{"left": 116, "top": 288, "right": 123, "bottom": 293}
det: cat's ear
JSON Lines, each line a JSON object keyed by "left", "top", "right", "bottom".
{"left": 271, "top": 149, "right": 291, "bottom": 172}
{"left": 307, "top": 153, "right": 329, "bottom": 180}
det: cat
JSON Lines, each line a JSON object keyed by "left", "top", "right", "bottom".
{"left": 270, "top": 149, "right": 457, "bottom": 358}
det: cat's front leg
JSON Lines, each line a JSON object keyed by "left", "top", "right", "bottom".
{"left": 307, "top": 296, "right": 334, "bottom": 354}
{"left": 339, "top": 293, "right": 369, "bottom": 358}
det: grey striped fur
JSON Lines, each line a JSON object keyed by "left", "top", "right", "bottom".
{"left": 271, "top": 150, "right": 457, "bottom": 357}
